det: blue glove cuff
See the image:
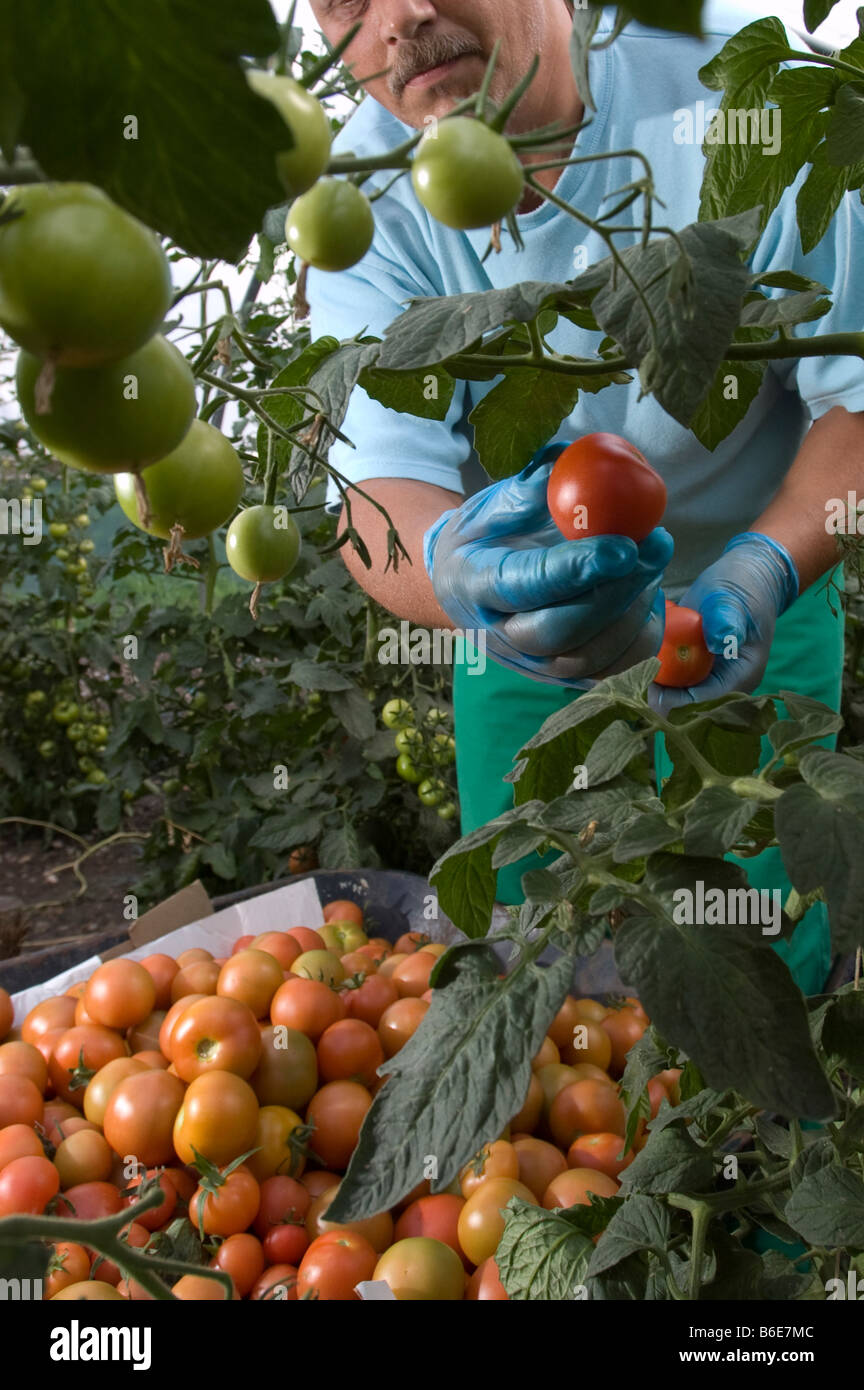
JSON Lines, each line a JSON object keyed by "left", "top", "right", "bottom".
{"left": 724, "top": 532, "right": 800, "bottom": 614}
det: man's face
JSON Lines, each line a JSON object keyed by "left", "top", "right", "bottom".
{"left": 309, "top": 0, "right": 575, "bottom": 132}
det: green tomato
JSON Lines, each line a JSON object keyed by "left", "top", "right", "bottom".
{"left": 49, "top": 522, "right": 69, "bottom": 539}
{"left": 437, "top": 802, "right": 458, "bottom": 821}
{"left": 411, "top": 118, "right": 525, "bottom": 230}
{"left": 54, "top": 547, "right": 70, "bottom": 561}
{"left": 38, "top": 739, "right": 57, "bottom": 759}
{"left": 307, "top": 692, "right": 323, "bottom": 709}
{"left": 246, "top": 70, "right": 332, "bottom": 198}
{"left": 78, "top": 538, "right": 95, "bottom": 553}
{"left": 417, "top": 777, "right": 446, "bottom": 807}
{"left": 122, "top": 789, "right": 136, "bottom": 802}
{"left": 190, "top": 691, "right": 208, "bottom": 711}
{"left": 74, "top": 513, "right": 90, "bottom": 528}
{"left": 86, "top": 768, "right": 108, "bottom": 786}
{"left": 162, "top": 777, "right": 181, "bottom": 797}
{"left": 394, "top": 727, "right": 423, "bottom": 754}
{"left": 89, "top": 724, "right": 109, "bottom": 745}
{"left": 225, "top": 504, "right": 301, "bottom": 584}
{"left": 782, "top": 751, "right": 799, "bottom": 768}
{"left": 0, "top": 182, "right": 172, "bottom": 366}
{"left": 424, "top": 707, "right": 450, "bottom": 728}
{"left": 25, "top": 690, "right": 47, "bottom": 707}
{"left": 65, "top": 559, "right": 87, "bottom": 575}
{"left": 21, "top": 486, "right": 33, "bottom": 499}
{"left": 430, "top": 732, "right": 456, "bottom": 766}
{"left": 285, "top": 178, "right": 374, "bottom": 272}
{"left": 114, "top": 418, "right": 244, "bottom": 540}
{"left": 10, "top": 661, "right": 28, "bottom": 681}
{"left": 16, "top": 335, "right": 196, "bottom": 475}
{"left": 382, "top": 698, "right": 415, "bottom": 731}
{"left": 30, "top": 477, "right": 47, "bottom": 493}
{"left": 66, "top": 722, "right": 87, "bottom": 742}
{"left": 78, "top": 756, "right": 97, "bottom": 774}
{"left": 73, "top": 604, "right": 89, "bottom": 618}
{"left": 395, "top": 753, "right": 422, "bottom": 784}
{"left": 51, "top": 701, "right": 80, "bottom": 725}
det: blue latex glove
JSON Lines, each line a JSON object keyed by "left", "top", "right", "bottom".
{"left": 423, "top": 444, "right": 674, "bottom": 687}
{"left": 648, "top": 532, "right": 799, "bottom": 713}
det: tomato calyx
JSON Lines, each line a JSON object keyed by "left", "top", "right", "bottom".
{"left": 67, "top": 1046, "right": 98, "bottom": 1094}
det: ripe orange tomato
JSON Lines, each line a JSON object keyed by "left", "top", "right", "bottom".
{"left": 254, "top": 1173, "right": 310, "bottom": 1236}
{"left": 170, "top": 960, "right": 220, "bottom": 1002}
{"left": 83, "top": 1056, "right": 148, "bottom": 1126}
{"left": 123, "top": 1168, "right": 177, "bottom": 1231}
{"left": 45, "top": 1241, "right": 91, "bottom": 1298}
{"left": 171, "top": 996, "right": 262, "bottom": 1082}
{"left": 103, "top": 1068, "right": 186, "bottom": 1166}
{"left": 532, "top": 1035, "right": 560, "bottom": 1070}
{"left": 548, "top": 995, "right": 602, "bottom": 1046}
{"left": 262, "top": 1222, "right": 309, "bottom": 1266}
{"left": 391, "top": 952, "right": 436, "bottom": 998}
{"left": 131, "top": 1049, "right": 168, "bottom": 1069}
{"left": 49, "top": 1025, "right": 128, "bottom": 1104}
{"left": 656, "top": 1067, "right": 683, "bottom": 1104}
{"left": 457, "top": 1177, "right": 538, "bottom": 1266}
{"left": 377, "top": 997, "right": 429, "bottom": 1058}
{"left": 0, "top": 1123, "right": 44, "bottom": 1171}
{"left": 172, "top": 1272, "right": 237, "bottom": 1300}
{"left": 299, "top": 1169, "right": 342, "bottom": 1200}
{"left": 549, "top": 1079, "right": 626, "bottom": 1148}
{"left": 374, "top": 1236, "right": 465, "bottom": 1300}
{"left": 249, "top": 931, "right": 302, "bottom": 970}
{"left": 316, "top": 1018, "right": 384, "bottom": 1087}
{"left": 305, "top": 1080, "right": 372, "bottom": 1170}
{"left": 323, "top": 900, "right": 364, "bottom": 927}
{"left": 509, "top": 1072, "right": 544, "bottom": 1134}
{"left": 287, "top": 926, "right": 325, "bottom": 954}
{"left": 172, "top": 1070, "right": 259, "bottom": 1167}
{"left": 157, "top": 994, "right": 207, "bottom": 1059}
{"left": 0, "top": 1039, "right": 48, "bottom": 1092}
{"left": 210, "top": 1232, "right": 264, "bottom": 1298}
{"left": 0, "top": 987, "right": 12, "bottom": 1041}
{"left": 190, "top": 1165, "right": 260, "bottom": 1237}
{"left": 542, "top": 1167, "right": 620, "bottom": 1209}
{"left": 459, "top": 1140, "right": 519, "bottom": 1199}
{"left": 296, "top": 1231, "right": 378, "bottom": 1300}
{"left": 566, "top": 1131, "right": 635, "bottom": 1180}
{"left": 246, "top": 1103, "right": 306, "bottom": 1182}
{"left": 250, "top": 1264, "right": 298, "bottom": 1300}
{"left": 90, "top": 1219, "right": 151, "bottom": 1286}
{"left": 547, "top": 433, "right": 666, "bottom": 543}
{"left": 341, "top": 973, "right": 399, "bottom": 1029}
{"left": 0, "top": 1073, "right": 43, "bottom": 1127}
{"left": 0, "top": 1154, "right": 59, "bottom": 1216}
{"left": 394, "top": 1193, "right": 468, "bottom": 1268}
{"left": 601, "top": 1006, "right": 648, "bottom": 1077}
{"left": 656, "top": 600, "right": 713, "bottom": 688}
{"left": 84, "top": 959, "right": 156, "bottom": 1031}
{"left": 512, "top": 1136, "right": 568, "bottom": 1200}
{"left": 559, "top": 1019, "right": 613, "bottom": 1071}
{"left": 55, "top": 1179, "right": 124, "bottom": 1221}
{"left": 137, "top": 954, "right": 179, "bottom": 1010}
{"left": 126, "top": 1010, "right": 166, "bottom": 1054}
{"left": 466, "top": 1255, "right": 509, "bottom": 1300}
{"left": 305, "top": 1181, "right": 393, "bottom": 1252}
{"left": 249, "top": 1024, "right": 318, "bottom": 1109}
{"left": 22, "top": 995, "right": 77, "bottom": 1045}
{"left": 270, "top": 976, "right": 346, "bottom": 1041}
{"left": 217, "top": 949, "right": 284, "bottom": 1020}
{"left": 54, "top": 1129, "right": 113, "bottom": 1187}
{"left": 394, "top": 931, "right": 430, "bottom": 955}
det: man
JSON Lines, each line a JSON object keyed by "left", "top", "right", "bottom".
{"left": 306, "top": 0, "right": 864, "bottom": 995}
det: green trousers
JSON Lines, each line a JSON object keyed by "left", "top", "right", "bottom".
{"left": 453, "top": 575, "right": 844, "bottom": 996}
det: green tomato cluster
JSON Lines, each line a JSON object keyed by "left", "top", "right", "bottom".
{"left": 381, "top": 698, "right": 458, "bottom": 821}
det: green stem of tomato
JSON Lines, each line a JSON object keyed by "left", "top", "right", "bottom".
{"left": 263, "top": 428, "right": 278, "bottom": 508}
{"left": 204, "top": 533, "right": 218, "bottom": 616}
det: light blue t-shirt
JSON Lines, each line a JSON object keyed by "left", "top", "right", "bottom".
{"left": 307, "top": 2, "right": 864, "bottom": 596}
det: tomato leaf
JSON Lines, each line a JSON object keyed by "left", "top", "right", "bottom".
{"left": 822, "top": 989, "right": 864, "bottom": 1080}
{"left": 430, "top": 803, "right": 545, "bottom": 937}
{"left": 495, "top": 1200, "right": 595, "bottom": 1299}
{"left": 614, "top": 907, "right": 835, "bottom": 1118}
{"left": 784, "top": 1164, "right": 864, "bottom": 1247}
{"left": 587, "top": 1193, "right": 673, "bottom": 1278}
{"left": 597, "top": 0, "right": 704, "bottom": 38}
{"left": 3, "top": 0, "right": 287, "bottom": 260}
{"left": 682, "top": 786, "right": 759, "bottom": 858}
{"left": 797, "top": 143, "right": 864, "bottom": 254}
{"left": 325, "top": 945, "right": 575, "bottom": 1220}
{"left": 825, "top": 80, "right": 864, "bottom": 165}
{"left": 804, "top": 0, "right": 842, "bottom": 31}
{"left": 618, "top": 1123, "right": 714, "bottom": 1195}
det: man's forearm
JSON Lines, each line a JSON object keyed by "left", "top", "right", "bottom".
{"left": 752, "top": 404, "right": 864, "bottom": 591}
{"left": 338, "top": 477, "right": 464, "bottom": 629}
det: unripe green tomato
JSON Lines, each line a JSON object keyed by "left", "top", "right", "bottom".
{"left": 225, "top": 504, "right": 301, "bottom": 584}
{"left": 66, "top": 722, "right": 87, "bottom": 742}
{"left": 51, "top": 702, "right": 79, "bottom": 725}
{"left": 54, "top": 547, "right": 70, "bottom": 561}
{"left": 21, "top": 486, "right": 33, "bottom": 499}
{"left": 430, "top": 733, "right": 456, "bottom": 766}
{"left": 424, "top": 706, "right": 449, "bottom": 728}
{"left": 307, "top": 692, "right": 323, "bottom": 709}
{"left": 49, "top": 522, "right": 69, "bottom": 539}
{"left": 74, "top": 513, "right": 90, "bottom": 528}
{"left": 78, "top": 756, "right": 97, "bottom": 774}
{"left": 382, "top": 698, "right": 414, "bottom": 730}
{"left": 437, "top": 802, "right": 458, "bottom": 821}
{"left": 285, "top": 178, "right": 374, "bottom": 272}
{"left": 38, "top": 739, "right": 57, "bottom": 758}
{"left": 73, "top": 604, "right": 88, "bottom": 618}
{"left": 246, "top": 70, "right": 332, "bottom": 198}
{"left": 394, "top": 727, "right": 423, "bottom": 755}
{"left": 30, "top": 477, "right": 47, "bottom": 493}
{"left": 0, "top": 182, "right": 172, "bottom": 366}
{"left": 162, "top": 778, "right": 181, "bottom": 797}
{"left": 86, "top": 769, "right": 108, "bottom": 786}
{"left": 25, "top": 690, "right": 47, "bottom": 706}
{"left": 65, "top": 559, "right": 87, "bottom": 575}
{"left": 395, "top": 753, "right": 422, "bottom": 784}
{"left": 122, "top": 789, "right": 136, "bottom": 802}
{"left": 411, "top": 118, "right": 524, "bottom": 230}
{"left": 417, "top": 778, "right": 446, "bottom": 807}
{"left": 191, "top": 691, "right": 208, "bottom": 711}
{"left": 783, "top": 751, "right": 799, "bottom": 768}
{"left": 16, "top": 335, "right": 196, "bottom": 475}
{"left": 89, "top": 725, "right": 109, "bottom": 745}
{"left": 78, "top": 538, "right": 95, "bottom": 553}
{"left": 114, "top": 419, "right": 245, "bottom": 539}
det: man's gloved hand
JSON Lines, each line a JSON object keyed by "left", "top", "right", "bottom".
{"left": 423, "top": 443, "right": 674, "bottom": 687}
{"left": 648, "top": 532, "right": 799, "bottom": 713}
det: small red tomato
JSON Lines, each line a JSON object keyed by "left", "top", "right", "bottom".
{"left": 655, "top": 601, "right": 713, "bottom": 688}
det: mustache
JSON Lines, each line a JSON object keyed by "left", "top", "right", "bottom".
{"left": 390, "top": 35, "right": 485, "bottom": 94}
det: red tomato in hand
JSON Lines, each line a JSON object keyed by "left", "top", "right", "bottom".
{"left": 655, "top": 600, "right": 713, "bottom": 687}
{"left": 547, "top": 433, "right": 667, "bottom": 543}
